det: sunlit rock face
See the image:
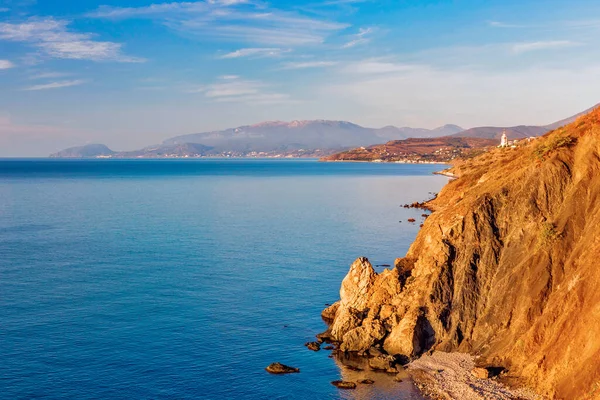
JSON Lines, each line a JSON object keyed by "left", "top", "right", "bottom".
{"left": 321, "top": 107, "right": 600, "bottom": 399}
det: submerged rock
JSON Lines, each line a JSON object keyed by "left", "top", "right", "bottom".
{"left": 265, "top": 363, "right": 300, "bottom": 374}
{"left": 368, "top": 355, "right": 398, "bottom": 373}
{"left": 359, "top": 379, "right": 375, "bottom": 384}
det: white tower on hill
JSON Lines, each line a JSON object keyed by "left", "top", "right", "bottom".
{"left": 500, "top": 131, "right": 508, "bottom": 147}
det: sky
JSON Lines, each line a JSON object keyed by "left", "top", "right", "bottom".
{"left": 1, "top": 0, "right": 600, "bottom": 156}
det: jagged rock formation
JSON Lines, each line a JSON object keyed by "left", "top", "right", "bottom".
{"left": 321, "top": 107, "right": 600, "bottom": 399}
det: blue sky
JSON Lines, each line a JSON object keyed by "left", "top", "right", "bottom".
{"left": 1, "top": 0, "right": 600, "bottom": 155}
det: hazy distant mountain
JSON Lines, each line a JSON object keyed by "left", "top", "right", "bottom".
{"left": 50, "top": 144, "right": 115, "bottom": 158}
{"left": 53, "top": 106, "right": 599, "bottom": 159}
{"left": 50, "top": 120, "right": 467, "bottom": 158}
{"left": 163, "top": 120, "right": 465, "bottom": 153}
{"left": 451, "top": 104, "right": 600, "bottom": 140}
{"left": 118, "top": 143, "right": 214, "bottom": 158}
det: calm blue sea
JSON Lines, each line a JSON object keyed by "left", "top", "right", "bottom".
{"left": 0, "top": 159, "right": 447, "bottom": 400}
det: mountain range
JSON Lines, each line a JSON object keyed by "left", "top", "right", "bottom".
{"left": 450, "top": 103, "right": 599, "bottom": 140}
{"left": 50, "top": 104, "right": 598, "bottom": 158}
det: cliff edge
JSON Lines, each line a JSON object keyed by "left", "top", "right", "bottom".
{"left": 322, "top": 107, "right": 600, "bottom": 399}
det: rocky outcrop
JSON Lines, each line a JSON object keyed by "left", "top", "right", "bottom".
{"left": 321, "top": 107, "right": 600, "bottom": 399}
{"left": 265, "top": 363, "right": 300, "bottom": 374}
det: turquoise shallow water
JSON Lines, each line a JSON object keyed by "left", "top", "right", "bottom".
{"left": 0, "top": 159, "right": 447, "bottom": 400}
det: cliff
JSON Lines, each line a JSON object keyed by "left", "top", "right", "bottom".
{"left": 322, "top": 106, "right": 600, "bottom": 399}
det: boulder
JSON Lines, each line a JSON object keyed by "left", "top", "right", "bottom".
{"left": 331, "top": 381, "right": 357, "bottom": 389}
{"left": 383, "top": 312, "right": 420, "bottom": 357}
{"left": 368, "top": 346, "right": 385, "bottom": 358}
{"left": 340, "top": 319, "right": 386, "bottom": 352}
{"left": 304, "top": 342, "right": 321, "bottom": 351}
{"left": 368, "top": 355, "right": 398, "bottom": 373}
{"left": 265, "top": 363, "right": 300, "bottom": 374}
{"left": 472, "top": 367, "right": 489, "bottom": 379}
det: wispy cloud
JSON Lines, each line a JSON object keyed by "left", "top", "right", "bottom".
{"left": 512, "top": 40, "right": 580, "bottom": 54}
{"left": 281, "top": 60, "right": 337, "bottom": 69}
{"left": 0, "top": 59, "right": 14, "bottom": 69}
{"left": 0, "top": 17, "right": 144, "bottom": 62}
{"left": 0, "top": 7, "right": 9, "bottom": 12}
{"left": 23, "top": 79, "right": 86, "bottom": 91}
{"left": 309, "top": 0, "right": 371, "bottom": 7}
{"left": 89, "top": 1, "right": 347, "bottom": 47}
{"left": 487, "top": 20, "right": 526, "bottom": 29}
{"left": 219, "top": 47, "right": 288, "bottom": 59}
{"left": 342, "top": 27, "right": 373, "bottom": 48}
{"left": 341, "top": 59, "right": 419, "bottom": 74}
{"left": 189, "top": 75, "right": 291, "bottom": 104}
{"left": 28, "top": 71, "right": 70, "bottom": 80}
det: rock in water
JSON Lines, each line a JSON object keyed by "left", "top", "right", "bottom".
{"left": 368, "top": 355, "right": 398, "bottom": 373}
{"left": 359, "top": 379, "right": 375, "bottom": 384}
{"left": 331, "top": 381, "right": 357, "bottom": 389}
{"left": 265, "top": 363, "right": 300, "bottom": 374}
{"left": 304, "top": 342, "right": 321, "bottom": 351}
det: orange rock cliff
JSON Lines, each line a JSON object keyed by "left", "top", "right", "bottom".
{"left": 321, "top": 107, "right": 600, "bottom": 399}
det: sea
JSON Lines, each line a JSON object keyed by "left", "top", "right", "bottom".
{"left": 0, "top": 159, "right": 448, "bottom": 400}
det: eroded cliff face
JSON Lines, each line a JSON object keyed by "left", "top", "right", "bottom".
{"left": 322, "top": 108, "right": 600, "bottom": 399}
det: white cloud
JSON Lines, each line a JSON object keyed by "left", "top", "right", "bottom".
{"left": 512, "top": 40, "right": 580, "bottom": 54}
{"left": 322, "top": 60, "right": 600, "bottom": 129}
{"left": 89, "top": 1, "right": 347, "bottom": 47}
{"left": 0, "top": 59, "right": 14, "bottom": 69}
{"left": 23, "top": 79, "right": 86, "bottom": 91}
{"left": 281, "top": 60, "right": 337, "bottom": 69}
{"left": 189, "top": 75, "right": 291, "bottom": 104}
{"left": 0, "top": 17, "right": 144, "bottom": 62}
{"left": 219, "top": 47, "right": 288, "bottom": 59}
{"left": 342, "top": 27, "right": 373, "bottom": 48}
{"left": 0, "top": 7, "right": 9, "bottom": 12}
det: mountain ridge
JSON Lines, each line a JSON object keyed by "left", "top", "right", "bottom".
{"left": 451, "top": 103, "right": 600, "bottom": 140}
{"left": 50, "top": 121, "right": 465, "bottom": 158}
{"left": 50, "top": 104, "right": 598, "bottom": 158}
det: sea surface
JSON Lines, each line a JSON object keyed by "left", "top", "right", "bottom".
{"left": 0, "top": 159, "right": 448, "bottom": 400}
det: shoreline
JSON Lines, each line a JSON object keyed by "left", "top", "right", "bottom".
{"left": 408, "top": 352, "right": 540, "bottom": 400}
{"left": 319, "top": 159, "right": 451, "bottom": 165}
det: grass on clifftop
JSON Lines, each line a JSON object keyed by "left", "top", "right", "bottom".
{"left": 533, "top": 134, "right": 576, "bottom": 161}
